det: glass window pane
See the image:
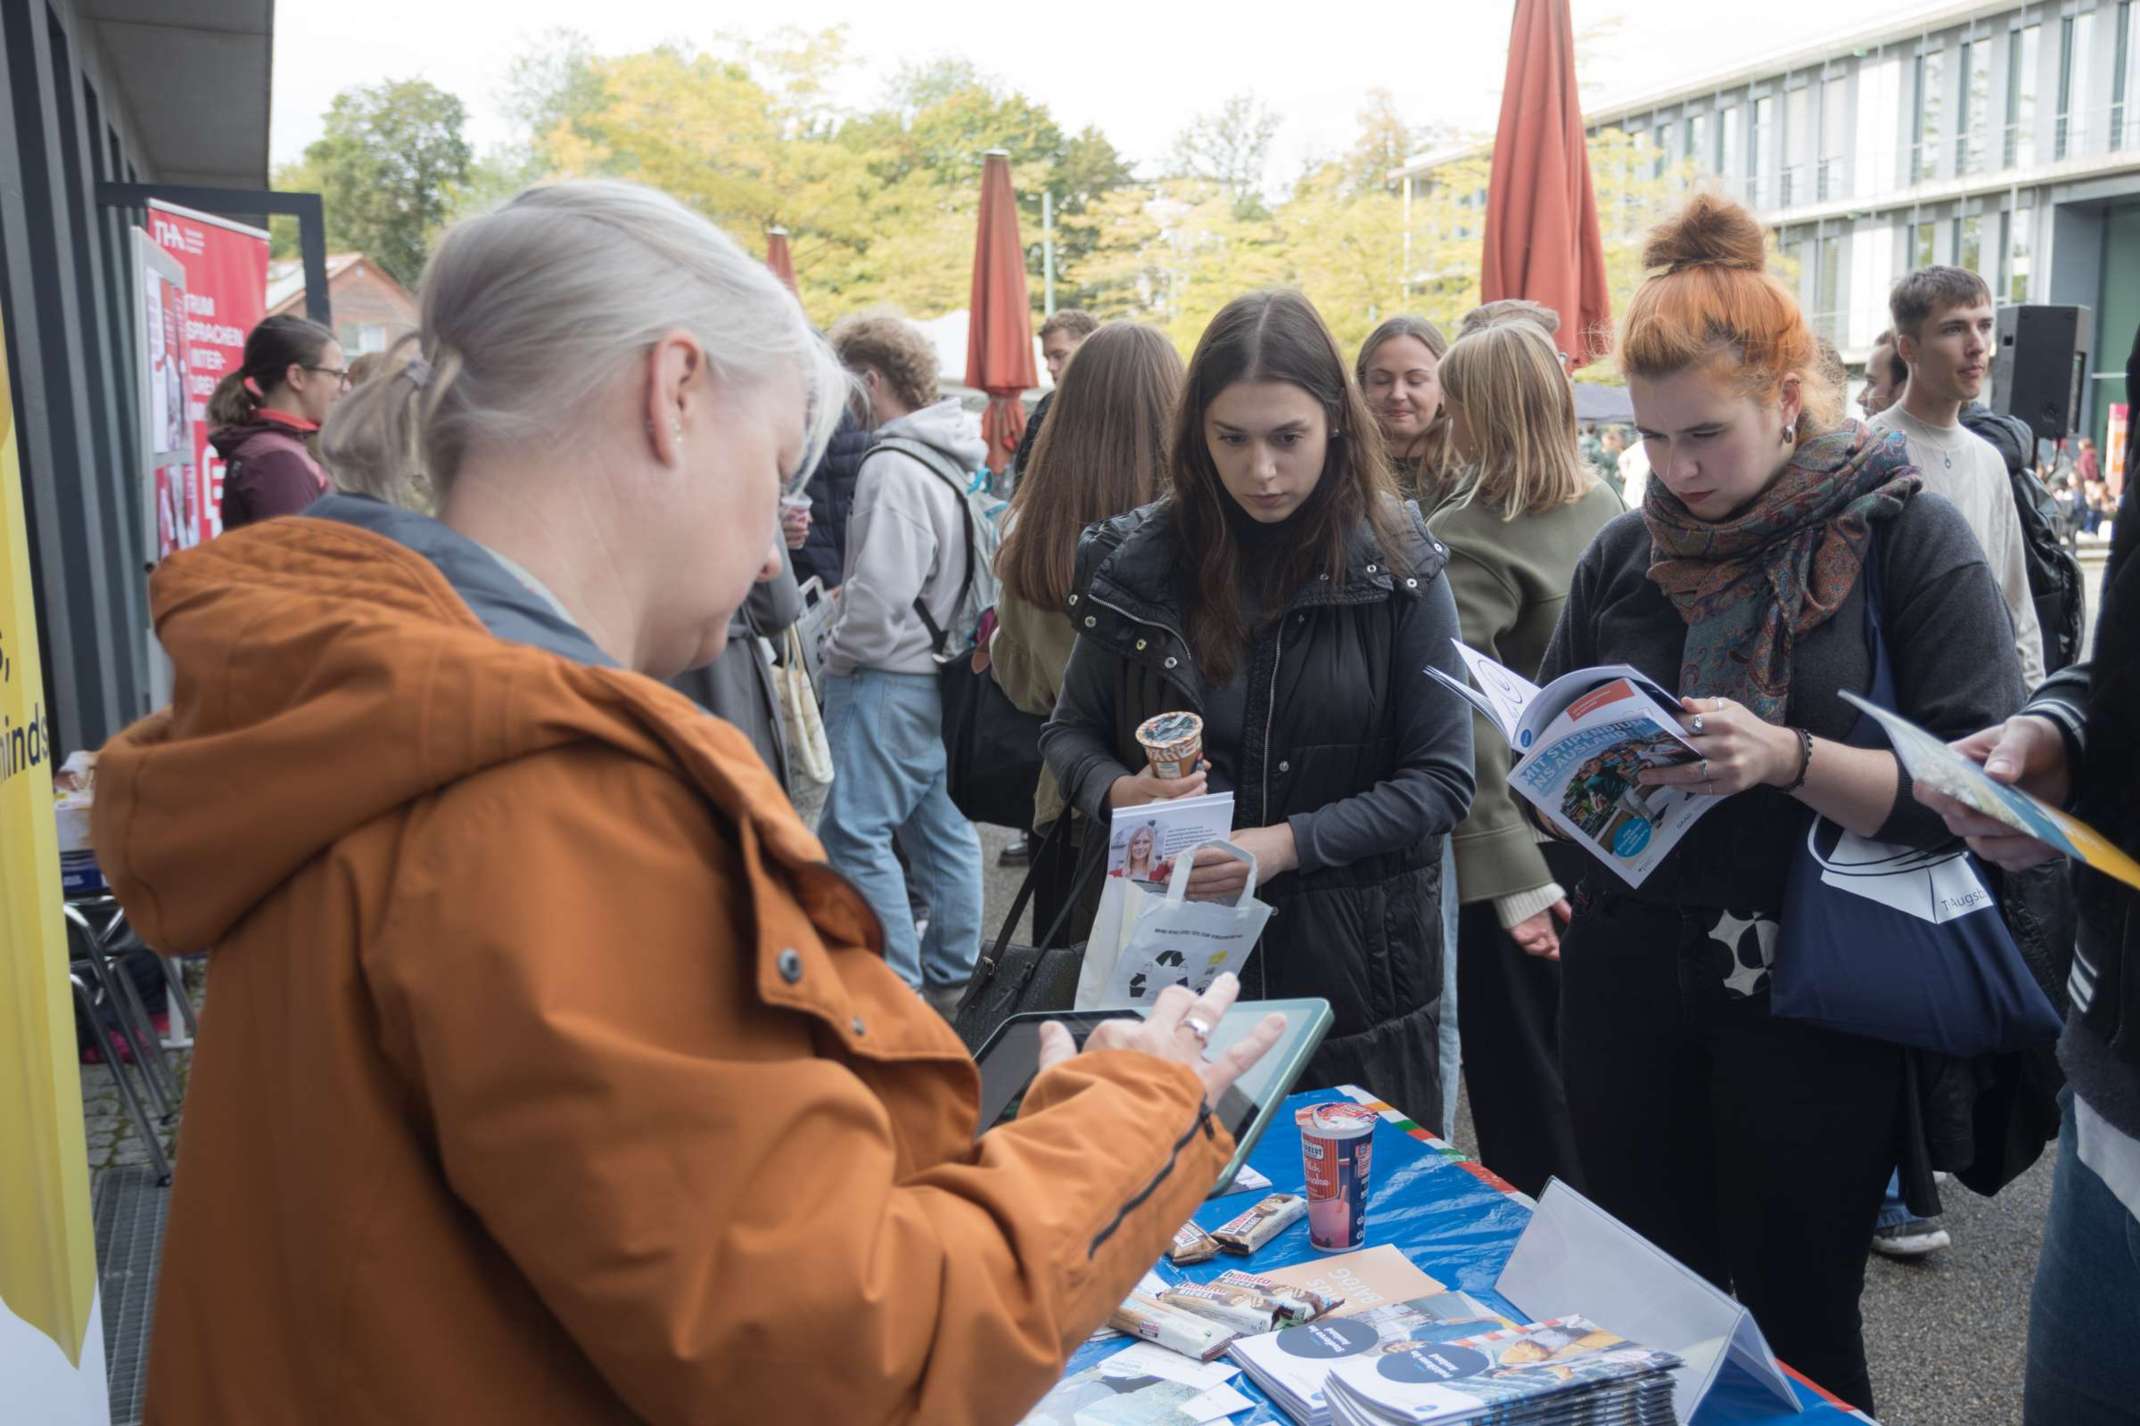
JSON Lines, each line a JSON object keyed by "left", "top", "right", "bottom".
{"left": 2009, "top": 24, "right": 2041, "bottom": 168}
{"left": 1821, "top": 76, "right": 1849, "bottom": 197}
{"left": 1785, "top": 86, "right": 1810, "bottom": 204}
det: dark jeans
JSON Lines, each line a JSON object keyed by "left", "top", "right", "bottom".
{"left": 1559, "top": 896, "right": 1903, "bottom": 1415}
{"left": 1456, "top": 899, "right": 1583, "bottom": 1198}
{"left": 2024, "top": 1089, "right": 2140, "bottom": 1425}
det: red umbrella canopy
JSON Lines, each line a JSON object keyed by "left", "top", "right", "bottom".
{"left": 966, "top": 150, "right": 1038, "bottom": 474}
{"left": 765, "top": 228, "right": 798, "bottom": 295}
{"left": 1480, "top": 0, "right": 1612, "bottom": 368}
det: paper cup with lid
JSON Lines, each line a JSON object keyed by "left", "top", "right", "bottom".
{"left": 1297, "top": 1101, "right": 1379, "bottom": 1252}
{"left": 1135, "top": 711, "right": 1204, "bottom": 780}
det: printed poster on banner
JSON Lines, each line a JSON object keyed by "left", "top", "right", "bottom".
{"left": 147, "top": 199, "right": 270, "bottom": 542}
{"left": 0, "top": 310, "right": 110, "bottom": 1419}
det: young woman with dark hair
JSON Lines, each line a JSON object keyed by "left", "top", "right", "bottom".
{"left": 1355, "top": 316, "right": 1457, "bottom": 512}
{"left": 1536, "top": 195, "right": 2025, "bottom": 1412}
{"left": 206, "top": 314, "right": 347, "bottom": 529}
{"left": 990, "top": 322, "right": 1184, "bottom": 937}
{"left": 1042, "top": 290, "right": 1475, "bottom": 1124}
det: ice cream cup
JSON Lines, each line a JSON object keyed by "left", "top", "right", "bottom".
{"left": 1135, "top": 711, "right": 1205, "bottom": 780}
{"left": 1297, "top": 1102, "right": 1378, "bottom": 1252}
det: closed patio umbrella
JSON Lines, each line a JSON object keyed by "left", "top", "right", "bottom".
{"left": 965, "top": 150, "right": 1037, "bottom": 475}
{"left": 1480, "top": 0, "right": 1611, "bottom": 368}
{"left": 765, "top": 227, "right": 798, "bottom": 295}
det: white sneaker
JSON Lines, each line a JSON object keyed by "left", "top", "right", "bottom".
{"left": 1871, "top": 1217, "right": 1952, "bottom": 1258}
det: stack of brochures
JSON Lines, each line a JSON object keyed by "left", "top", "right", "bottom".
{"left": 1228, "top": 1291, "right": 1513, "bottom": 1425}
{"left": 1320, "top": 1316, "right": 1681, "bottom": 1426}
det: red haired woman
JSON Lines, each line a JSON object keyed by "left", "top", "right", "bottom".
{"left": 1536, "top": 196, "right": 2026, "bottom": 1412}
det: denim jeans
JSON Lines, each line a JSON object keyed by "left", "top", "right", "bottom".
{"left": 1873, "top": 1170, "right": 1911, "bottom": 1231}
{"left": 2023, "top": 1089, "right": 2140, "bottom": 1425}
{"left": 818, "top": 669, "right": 983, "bottom": 992}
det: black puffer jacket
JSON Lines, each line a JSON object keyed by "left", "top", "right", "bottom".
{"left": 1041, "top": 499, "right": 1475, "bottom": 1124}
{"left": 791, "top": 409, "right": 873, "bottom": 590}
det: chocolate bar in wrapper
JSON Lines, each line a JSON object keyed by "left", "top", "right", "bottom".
{"left": 1211, "top": 1269, "right": 1342, "bottom": 1324}
{"left": 1167, "top": 1220, "right": 1221, "bottom": 1265}
{"left": 1106, "top": 1292, "right": 1237, "bottom": 1362}
{"left": 1157, "top": 1281, "right": 1290, "bottom": 1336}
{"left": 1210, "top": 1192, "right": 1306, "bottom": 1254}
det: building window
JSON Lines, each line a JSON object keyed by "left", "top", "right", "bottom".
{"left": 1816, "top": 233, "right": 1844, "bottom": 343}
{"left": 1913, "top": 48, "right": 1947, "bottom": 183}
{"left": 1913, "top": 220, "right": 1938, "bottom": 269}
{"left": 2001, "top": 203, "right": 2033, "bottom": 301}
{"left": 356, "top": 324, "right": 388, "bottom": 354}
{"left": 1684, "top": 111, "right": 1714, "bottom": 175}
{"left": 2007, "top": 23, "right": 2041, "bottom": 168}
{"left": 1721, "top": 104, "right": 1746, "bottom": 197}
{"left": 1954, "top": 213, "right": 1984, "bottom": 274}
{"left": 1749, "top": 94, "right": 1773, "bottom": 206}
{"left": 1652, "top": 122, "right": 1669, "bottom": 178}
{"left": 1820, "top": 76, "right": 1849, "bottom": 198}
{"left": 1783, "top": 85, "right": 1810, "bottom": 205}
{"left": 2115, "top": 1, "right": 2134, "bottom": 150}
{"left": 2057, "top": 11, "right": 2093, "bottom": 159}
{"left": 1959, "top": 38, "right": 1992, "bottom": 173}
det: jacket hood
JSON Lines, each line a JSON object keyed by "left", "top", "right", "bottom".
{"left": 92, "top": 506, "right": 825, "bottom": 954}
{"left": 875, "top": 398, "right": 989, "bottom": 473}
{"left": 208, "top": 415, "right": 314, "bottom": 462}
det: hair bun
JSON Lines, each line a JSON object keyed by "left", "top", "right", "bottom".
{"left": 1642, "top": 193, "right": 1767, "bottom": 275}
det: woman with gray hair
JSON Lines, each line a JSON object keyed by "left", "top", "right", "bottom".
{"left": 91, "top": 179, "right": 1280, "bottom": 1426}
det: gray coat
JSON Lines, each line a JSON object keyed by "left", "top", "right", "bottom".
{"left": 668, "top": 552, "right": 804, "bottom": 787}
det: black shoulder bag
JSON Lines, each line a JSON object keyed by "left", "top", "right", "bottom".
{"left": 950, "top": 815, "right": 1105, "bottom": 1053}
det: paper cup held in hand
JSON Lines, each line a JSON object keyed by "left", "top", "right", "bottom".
{"left": 1297, "top": 1102, "right": 1377, "bottom": 1253}
{"left": 1136, "top": 711, "right": 1204, "bottom": 780}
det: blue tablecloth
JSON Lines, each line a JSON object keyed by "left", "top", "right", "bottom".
{"left": 1057, "top": 1087, "right": 1874, "bottom": 1425}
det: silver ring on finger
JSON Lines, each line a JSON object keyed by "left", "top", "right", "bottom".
{"left": 1700, "top": 757, "right": 1710, "bottom": 779}
{"left": 1181, "top": 1015, "right": 1214, "bottom": 1045}
{"left": 1690, "top": 714, "right": 1706, "bottom": 734}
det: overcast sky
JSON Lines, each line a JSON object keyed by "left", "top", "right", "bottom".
{"left": 271, "top": 0, "right": 1947, "bottom": 180}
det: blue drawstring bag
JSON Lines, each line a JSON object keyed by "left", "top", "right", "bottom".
{"left": 1773, "top": 539, "right": 2064, "bottom": 1057}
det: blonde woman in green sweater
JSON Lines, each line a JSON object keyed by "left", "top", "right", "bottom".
{"left": 990, "top": 323, "right": 1184, "bottom": 942}
{"left": 1430, "top": 319, "right": 1624, "bottom": 1197}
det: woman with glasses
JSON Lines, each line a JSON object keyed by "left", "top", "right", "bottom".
{"left": 207, "top": 314, "right": 349, "bottom": 530}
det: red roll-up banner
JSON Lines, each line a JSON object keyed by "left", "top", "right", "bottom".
{"left": 147, "top": 200, "right": 270, "bottom": 542}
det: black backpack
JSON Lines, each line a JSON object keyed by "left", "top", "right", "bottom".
{"left": 1961, "top": 405, "right": 2086, "bottom": 676}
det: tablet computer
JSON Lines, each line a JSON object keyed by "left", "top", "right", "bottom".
{"left": 971, "top": 998, "right": 1333, "bottom": 1196}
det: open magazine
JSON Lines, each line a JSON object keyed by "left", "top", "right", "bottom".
{"left": 1841, "top": 692, "right": 2140, "bottom": 892}
{"left": 1428, "top": 644, "right": 1712, "bottom": 887}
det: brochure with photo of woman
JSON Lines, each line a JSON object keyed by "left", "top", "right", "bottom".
{"left": 1106, "top": 791, "right": 1236, "bottom": 887}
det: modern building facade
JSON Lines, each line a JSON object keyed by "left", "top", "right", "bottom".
{"left": 0, "top": 0, "right": 274, "bottom": 754}
{"left": 1400, "top": 0, "right": 2139, "bottom": 450}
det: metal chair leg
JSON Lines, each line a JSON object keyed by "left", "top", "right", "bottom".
{"left": 158, "top": 955, "right": 199, "bottom": 1045}
{"left": 71, "top": 972, "right": 172, "bottom": 1186}
{"left": 66, "top": 903, "right": 182, "bottom": 1118}
{"left": 69, "top": 927, "right": 178, "bottom": 1123}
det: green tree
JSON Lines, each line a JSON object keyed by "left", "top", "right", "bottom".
{"left": 1170, "top": 94, "right": 1281, "bottom": 218}
{"left": 303, "top": 79, "right": 473, "bottom": 285}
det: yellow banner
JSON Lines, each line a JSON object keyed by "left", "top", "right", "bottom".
{"left": 0, "top": 307, "right": 101, "bottom": 1388}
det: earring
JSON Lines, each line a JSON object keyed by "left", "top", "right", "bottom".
{"left": 1782, "top": 422, "right": 1797, "bottom": 444}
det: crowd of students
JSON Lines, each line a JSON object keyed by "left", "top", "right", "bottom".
{"left": 134, "top": 175, "right": 2138, "bottom": 1424}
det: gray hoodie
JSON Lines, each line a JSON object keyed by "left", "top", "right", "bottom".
{"left": 823, "top": 399, "right": 990, "bottom": 677}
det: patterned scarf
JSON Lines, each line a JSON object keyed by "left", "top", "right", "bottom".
{"left": 1645, "top": 423, "right": 1920, "bottom": 723}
